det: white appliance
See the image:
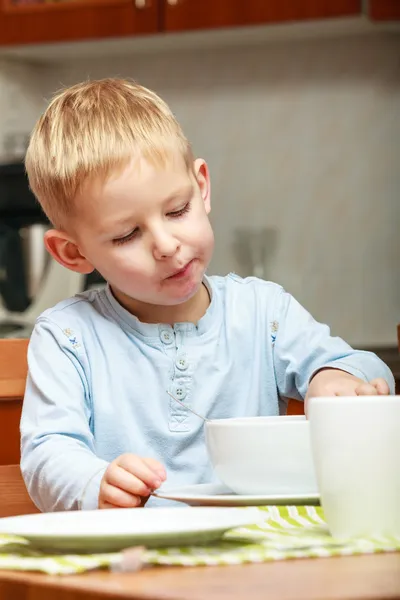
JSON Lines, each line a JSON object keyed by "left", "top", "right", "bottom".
{"left": 0, "top": 160, "right": 86, "bottom": 338}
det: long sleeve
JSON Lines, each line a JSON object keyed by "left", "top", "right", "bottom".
{"left": 20, "top": 318, "right": 109, "bottom": 512}
{"left": 272, "top": 288, "right": 395, "bottom": 400}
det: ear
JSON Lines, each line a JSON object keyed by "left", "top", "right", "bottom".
{"left": 193, "top": 159, "right": 211, "bottom": 215}
{"left": 44, "top": 229, "right": 94, "bottom": 275}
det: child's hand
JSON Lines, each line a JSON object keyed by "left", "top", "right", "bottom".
{"left": 98, "top": 453, "right": 166, "bottom": 509}
{"left": 305, "top": 368, "right": 390, "bottom": 412}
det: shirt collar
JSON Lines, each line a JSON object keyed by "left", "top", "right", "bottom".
{"left": 103, "top": 275, "right": 217, "bottom": 339}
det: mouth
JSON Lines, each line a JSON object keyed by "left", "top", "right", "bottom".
{"left": 166, "top": 259, "right": 194, "bottom": 280}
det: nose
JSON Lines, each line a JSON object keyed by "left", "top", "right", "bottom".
{"left": 151, "top": 228, "right": 180, "bottom": 261}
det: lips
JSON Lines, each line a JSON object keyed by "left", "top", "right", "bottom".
{"left": 166, "top": 260, "right": 194, "bottom": 279}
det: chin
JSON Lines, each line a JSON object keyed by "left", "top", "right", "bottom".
{"left": 165, "top": 279, "right": 202, "bottom": 305}
{"left": 166, "top": 287, "right": 199, "bottom": 305}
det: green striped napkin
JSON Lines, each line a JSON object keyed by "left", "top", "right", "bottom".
{"left": 0, "top": 506, "right": 399, "bottom": 575}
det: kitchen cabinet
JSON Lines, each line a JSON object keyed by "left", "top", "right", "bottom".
{"left": 163, "top": 0, "right": 362, "bottom": 33}
{"left": 0, "top": 0, "right": 159, "bottom": 46}
{"left": 0, "top": 0, "right": 363, "bottom": 48}
{"left": 369, "top": 0, "right": 400, "bottom": 20}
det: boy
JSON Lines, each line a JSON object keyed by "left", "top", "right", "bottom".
{"left": 21, "top": 78, "right": 394, "bottom": 512}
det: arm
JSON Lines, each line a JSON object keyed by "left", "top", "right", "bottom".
{"left": 271, "top": 288, "right": 395, "bottom": 401}
{"left": 20, "top": 318, "right": 166, "bottom": 512}
{"left": 20, "top": 318, "right": 109, "bottom": 512}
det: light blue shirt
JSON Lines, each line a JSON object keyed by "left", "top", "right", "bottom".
{"left": 20, "top": 274, "right": 394, "bottom": 512}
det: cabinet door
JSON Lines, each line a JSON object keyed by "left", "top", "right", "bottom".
{"left": 163, "top": 0, "right": 361, "bottom": 33}
{"left": 0, "top": 0, "right": 159, "bottom": 46}
{"left": 369, "top": 0, "right": 400, "bottom": 20}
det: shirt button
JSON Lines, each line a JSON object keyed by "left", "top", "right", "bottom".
{"left": 160, "top": 329, "right": 173, "bottom": 345}
{"left": 176, "top": 356, "right": 188, "bottom": 371}
{"left": 173, "top": 384, "right": 187, "bottom": 401}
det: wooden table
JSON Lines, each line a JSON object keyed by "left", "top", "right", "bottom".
{"left": 0, "top": 552, "right": 399, "bottom": 600}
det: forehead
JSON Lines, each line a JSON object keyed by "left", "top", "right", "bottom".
{"left": 105, "top": 153, "right": 191, "bottom": 200}
{"left": 76, "top": 153, "right": 193, "bottom": 232}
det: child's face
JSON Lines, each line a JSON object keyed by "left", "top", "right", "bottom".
{"left": 63, "top": 153, "right": 214, "bottom": 309}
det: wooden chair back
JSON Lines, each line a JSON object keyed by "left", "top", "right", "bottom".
{"left": 286, "top": 398, "right": 304, "bottom": 415}
{"left": 0, "top": 339, "right": 29, "bottom": 465}
{"left": 0, "top": 464, "right": 39, "bottom": 517}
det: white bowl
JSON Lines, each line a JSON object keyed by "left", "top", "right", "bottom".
{"left": 205, "top": 415, "right": 318, "bottom": 496}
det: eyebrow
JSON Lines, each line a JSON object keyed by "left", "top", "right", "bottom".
{"left": 164, "top": 184, "right": 193, "bottom": 203}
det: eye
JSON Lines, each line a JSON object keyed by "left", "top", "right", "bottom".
{"left": 112, "top": 228, "right": 139, "bottom": 246}
{"left": 167, "top": 202, "right": 191, "bottom": 218}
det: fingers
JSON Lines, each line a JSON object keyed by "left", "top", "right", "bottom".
{"left": 99, "top": 484, "right": 142, "bottom": 508}
{"left": 142, "top": 457, "right": 167, "bottom": 480}
{"left": 369, "top": 378, "right": 390, "bottom": 395}
{"left": 335, "top": 388, "right": 358, "bottom": 396}
{"left": 101, "top": 500, "right": 130, "bottom": 510}
{"left": 355, "top": 382, "right": 382, "bottom": 396}
{"left": 118, "top": 454, "right": 166, "bottom": 489}
{"left": 99, "top": 454, "right": 167, "bottom": 510}
{"left": 106, "top": 464, "right": 153, "bottom": 498}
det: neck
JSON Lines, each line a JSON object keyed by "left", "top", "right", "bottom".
{"left": 111, "top": 282, "right": 210, "bottom": 325}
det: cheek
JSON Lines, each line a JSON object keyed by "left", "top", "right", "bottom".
{"left": 97, "top": 247, "right": 147, "bottom": 278}
{"left": 185, "top": 210, "right": 213, "bottom": 243}
{"left": 196, "top": 219, "right": 214, "bottom": 252}
{"left": 204, "top": 228, "right": 215, "bottom": 259}
{"left": 116, "top": 252, "right": 149, "bottom": 277}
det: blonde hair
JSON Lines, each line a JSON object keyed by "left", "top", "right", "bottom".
{"left": 25, "top": 78, "right": 193, "bottom": 230}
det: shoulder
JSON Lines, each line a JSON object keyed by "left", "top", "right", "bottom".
{"left": 38, "top": 288, "right": 107, "bottom": 324}
{"left": 207, "top": 274, "right": 286, "bottom": 334}
{"left": 32, "top": 288, "right": 112, "bottom": 351}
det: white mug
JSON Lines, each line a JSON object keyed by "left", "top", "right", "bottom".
{"left": 308, "top": 396, "right": 400, "bottom": 539}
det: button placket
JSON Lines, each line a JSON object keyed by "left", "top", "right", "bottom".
{"left": 168, "top": 383, "right": 190, "bottom": 432}
{"left": 168, "top": 327, "right": 194, "bottom": 432}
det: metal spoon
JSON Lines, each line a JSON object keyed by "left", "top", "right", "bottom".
{"left": 167, "top": 391, "right": 209, "bottom": 423}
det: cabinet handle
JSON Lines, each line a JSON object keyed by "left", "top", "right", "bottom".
{"left": 166, "top": 0, "right": 179, "bottom": 5}
{"left": 135, "top": 0, "right": 149, "bottom": 8}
